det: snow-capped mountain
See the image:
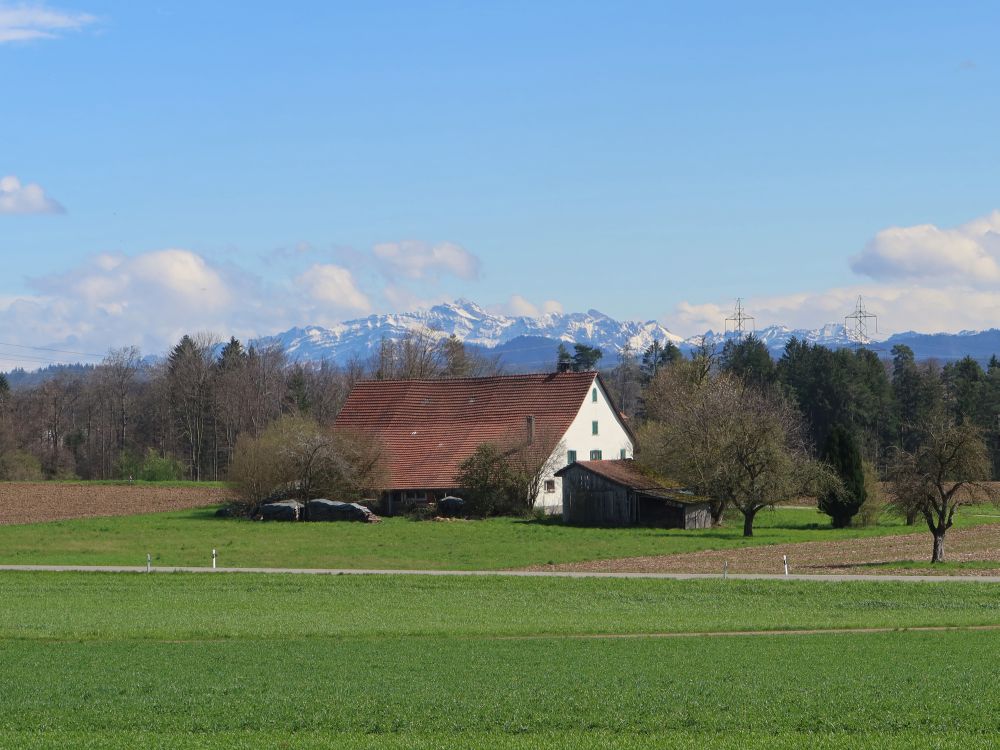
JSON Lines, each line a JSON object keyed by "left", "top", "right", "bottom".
{"left": 254, "top": 299, "right": 683, "bottom": 367}
{"left": 252, "top": 300, "right": 869, "bottom": 370}
{"left": 696, "top": 323, "right": 857, "bottom": 358}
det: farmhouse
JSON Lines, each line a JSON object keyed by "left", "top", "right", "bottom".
{"left": 334, "top": 371, "right": 634, "bottom": 513}
{"left": 556, "top": 459, "right": 712, "bottom": 528}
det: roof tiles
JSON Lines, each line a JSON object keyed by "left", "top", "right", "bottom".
{"left": 334, "top": 372, "right": 597, "bottom": 490}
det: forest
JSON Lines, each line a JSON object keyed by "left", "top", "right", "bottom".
{"left": 1, "top": 331, "right": 999, "bottom": 487}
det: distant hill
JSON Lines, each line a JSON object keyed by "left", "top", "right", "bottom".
{"left": 6, "top": 301, "right": 1000, "bottom": 380}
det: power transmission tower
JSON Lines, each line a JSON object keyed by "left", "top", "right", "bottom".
{"left": 725, "top": 298, "right": 755, "bottom": 340}
{"left": 845, "top": 295, "right": 878, "bottom": 348}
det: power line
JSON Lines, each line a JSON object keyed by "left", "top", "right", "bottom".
{"left": 0, "top": 340, "right": 105, "bottom": 359}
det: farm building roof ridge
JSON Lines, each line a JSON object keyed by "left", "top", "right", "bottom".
{"left": 335, "top": 371, "right": 601, "bottom": 490}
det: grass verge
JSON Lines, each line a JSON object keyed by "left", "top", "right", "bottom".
{"left": 0, "top": 505, "right": 997, "bottom": 569}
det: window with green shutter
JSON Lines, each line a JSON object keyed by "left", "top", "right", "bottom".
{"left": 620, "top": 448, "right": 627, "bottom": 459}
{"left": 592, "top": 421, "right": 599, "bottom": 435}
{"left": 567, "top": 450, "right": 577, "bottom": 464}
{"left": 592, "top": 387, "right": 598, "bottom": 402}
{"left": 590, "top": 449, "right": 602, "bottom": 460}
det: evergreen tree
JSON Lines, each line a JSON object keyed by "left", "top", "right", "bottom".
{"left": 720, "top": 334, "right": 775, "bottom": 388}
{"left": 818, "top": 425, "right": 866, "bottom": 528}
{"left": 641, "top": 340, "right": 682, "bottom": 379}
{"left": 571, "top": 343, "right": 602, "bottom": 372}
{"left": 556, "top": 343, "right": 573, "bottom": 371}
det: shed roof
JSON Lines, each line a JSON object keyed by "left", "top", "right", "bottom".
{"left": 335, "top": 371, "right": 613, "bottom": 490}
{"left": 556, "top": 459, "right": 709, "bottom": 505}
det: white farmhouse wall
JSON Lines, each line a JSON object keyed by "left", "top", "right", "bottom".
{"left": 535, "top": 375, "right": 634, "bottom": 511}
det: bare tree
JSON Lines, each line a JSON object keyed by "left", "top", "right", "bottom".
{"left": 227, "top": 415, "right": 387, "bottom": 515}
{"left": 167, "top": 333, "right": 218, "bottom": 480}
{"left": 888, "top": 419, "right": 995, "bottom": 562}
{"left": 642, "top": 370, "right": 833, "bottom": 535}
{"left": 100, "top": 346, "right": 142, "bottom": 455}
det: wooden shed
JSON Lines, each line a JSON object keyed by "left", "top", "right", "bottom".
{"left": 555, "top": 459, "right": 712, "bottom": 529}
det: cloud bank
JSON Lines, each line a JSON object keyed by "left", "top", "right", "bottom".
{"left": 0, "top": 175, "right": 65, "bottom": 214}
{"left": 666, "top": 209, "right": 1000, "bottom": 337}
{"left": 0, "top": 3, "right": 95, "bottom": 43}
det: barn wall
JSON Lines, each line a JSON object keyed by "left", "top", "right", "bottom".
{"left": 561, "top": 467, "right": 637, "bottom": 525}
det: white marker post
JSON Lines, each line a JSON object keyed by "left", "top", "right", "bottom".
{"left": 212, "top": 549, "right": 217, "bottom": 570}
{"left": 146, "top": 553, "right": 151, "bottom": 573}
{"left": 783, "top": 555, "right": 789, "bottom": 576}
{"left": 723, "top": 560, "right": 728, "bottom": 579}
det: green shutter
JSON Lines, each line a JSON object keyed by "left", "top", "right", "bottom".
{"left": 592, "top": 387, "right": 598, "bottom": 402}
{"left": 620, "top": 448, "right": 627, "bottom": 459}
{"left": 567, "top": 450, "right": 577, "bottom": 464}
{"left": 592, "top": 420, "right": 599, "bottom": 435}
{"left": 590, "top": 449, "right": 602, "bottom": 461}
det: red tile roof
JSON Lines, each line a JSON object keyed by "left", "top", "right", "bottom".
{"left": 334, "top": 372, "right": 600, "bottom": 490}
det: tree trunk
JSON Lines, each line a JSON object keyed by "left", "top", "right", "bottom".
{"left": 710, "top": 501, "right": 726, "bottom": 526}
{"left": 931, "top": 531, "right": 945, "bottom": 563}
{"left": 905, "top": 508, "right": 919, "bottom": 526}
{"left": 742, "top": 509, "right": 757, "bottom": 537}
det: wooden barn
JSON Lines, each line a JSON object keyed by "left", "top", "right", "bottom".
{"left": 556, "top": 459, "right": 712, "bottom": 529}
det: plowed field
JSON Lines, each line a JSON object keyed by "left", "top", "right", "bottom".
{"left": 523, "top": 521, "right": 1000, "bottom": 576}
{"left": 0, "top": 483, "right": 229, "bottom": 526}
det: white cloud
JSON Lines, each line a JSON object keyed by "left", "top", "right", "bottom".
{"left": 851, "top": 210, "right": 1000, "bottom": 286}
{"left": 498, "top": 294, "right": 564, "bottom": 318}
{"left": 0, "top": 249, "right": 302, "bottom": 361}
{"left": 296, "top": 264, "right": 371, "bottom": 313}
{"left": 0, "top": 175, "right": 65, "bottom": 214}
{"left": 373, "top": 240, "right": 480, "bottom": 281}
{"left": 0, "top": 3, "right": 95, "bottom": 43}
{"left": 667, "top": 209, "right": 1000, "bottom": 338}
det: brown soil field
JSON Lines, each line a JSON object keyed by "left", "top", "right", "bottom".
{"left": 523, "top": 523, "right": 1000, "bottom": 576}
{"left": 0, "top": 483, "right": 231, "bottom": 526}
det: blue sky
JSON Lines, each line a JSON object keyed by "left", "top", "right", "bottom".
{"left": 2, "top": 1, "right": 1000, "bottom": 362}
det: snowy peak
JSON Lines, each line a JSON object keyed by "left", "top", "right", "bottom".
{"left": 255, "top": 300, "right": 1000, "bottom": 370}
{"left": 255, "top": 301, "right": 682, "bottom": 366}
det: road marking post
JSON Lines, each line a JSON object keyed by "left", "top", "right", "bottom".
{"left": 783, "top": 555, "right": 789, "bottom": 576}
{"left": 723, "top": 560, "right": 728, "bottom": 579}
{"left": 212, "top": 549, "right": 217, "bottom": 570}
{"left": 146, "top": 553, "right": 151, "bottom": 573}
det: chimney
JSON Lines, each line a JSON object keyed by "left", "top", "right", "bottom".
{"left": 526, "top": 415, "right": 535, "bottom": 445}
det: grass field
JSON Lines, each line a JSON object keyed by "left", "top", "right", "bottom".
{"left": 1, "top": 572, "right": 999, "bottom": 748}
{"left": 2, "top": 504, "right": 999, "bottom": 569}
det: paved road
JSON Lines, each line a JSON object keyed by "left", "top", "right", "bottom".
{"left": 0, "top": 564, "right": 998, "bottom": 582}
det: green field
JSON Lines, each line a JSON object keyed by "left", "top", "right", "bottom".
{"left": 1, "top": 572, "right": 999, "bottom": 748}
{"left": 2, "top": 504, "right": 999, "bottom": 569}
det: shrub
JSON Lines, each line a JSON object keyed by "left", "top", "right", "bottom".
{"left": 117, "top": 449, "right": 185, "bottom": 482}
{"left": 0, "top": 450, "right": 44, "bottom": 481}
{"left": 227, "top": 416, "right": 387, "bottom": 517}
{"left": 856, "top": 460, "right": 884, "bottom": 527}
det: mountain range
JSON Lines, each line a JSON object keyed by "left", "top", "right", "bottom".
{"left": 253, "top": 299, "right": 1000, "bottom": 370}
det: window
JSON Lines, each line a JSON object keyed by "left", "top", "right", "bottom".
{"left": 592, "top": 387, "right": 598, "bottom": 403}
{"left": 567, "top": 450, "right": 577, "bottom": 464}
{"left": 544, "top": 480, "right": 556, "bottom": 493}
{"left": 590, "top": 449, "right": 603, "bottom": 461}
{"left": 620, "top": 448, "right": 627, "bottom": 459}
{"left": 592, "top": 420, "right": 599, "bottom": 435}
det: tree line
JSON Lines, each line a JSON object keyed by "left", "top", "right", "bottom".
{"left": 0, "top": 330, "right": 499, "bottom": 483}
{"left": 605, "top": 335, "right": 998, "bottom": 560}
